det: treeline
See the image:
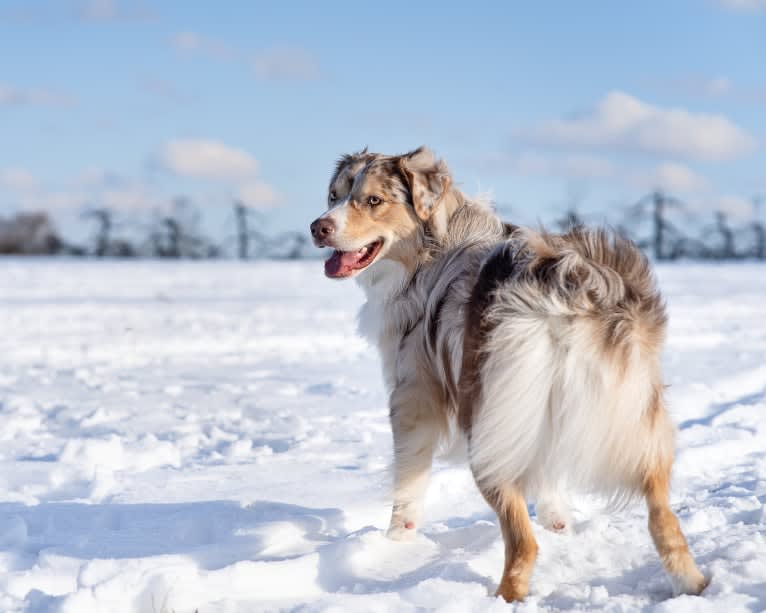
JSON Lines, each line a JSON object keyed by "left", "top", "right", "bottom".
{"left": 551, "top": 191, "right": 764, "bottom": 261}
{"left": 1, "top": 192, "right": 764, "bottom": 260}
{"left": 0, "top": 199, "right": 312, "bottom": 259}
{"left": 605, "top": 192, "right": 763, "bottom": 261}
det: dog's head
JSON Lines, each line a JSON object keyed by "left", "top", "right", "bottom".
{"left": 310, "top": 146, "right": 452, "bottom": 279}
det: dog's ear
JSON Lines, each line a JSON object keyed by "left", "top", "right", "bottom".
{"left": 398, "top": 146, "right": 452, "bottom": 221}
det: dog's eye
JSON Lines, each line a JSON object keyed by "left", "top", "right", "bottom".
{"left": 367, "top": 195, "right": 382, "bottom": 206}
{"left": 329, "top": 190, "right": 337, "bottom": 202}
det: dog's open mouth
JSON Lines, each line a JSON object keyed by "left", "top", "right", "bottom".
{"left": 325, "top": 239, "right": 384, "bottom": 278}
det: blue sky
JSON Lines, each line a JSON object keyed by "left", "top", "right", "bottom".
{"left": 0, "top": 0, "right": 764, "bottom": 243}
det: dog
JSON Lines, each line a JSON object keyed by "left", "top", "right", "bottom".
{"left": 309, "top": 146, "right": 707, "bottom": 602}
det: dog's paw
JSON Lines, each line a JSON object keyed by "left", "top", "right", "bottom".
{"left": 495, "top": 577, "right": 530, "bottom": 603}
{"left": 386, "top": 521, "right": 417, "bottom": 541}
{"left": 670, "top": 567, "right": 709, "bottom": 597}
{"left": 536, "top": 498, "right": 572, "bottom": 534}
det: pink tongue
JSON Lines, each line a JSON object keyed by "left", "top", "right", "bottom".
{"left": 325, "top": 249, "right": 366, "bottom": 277}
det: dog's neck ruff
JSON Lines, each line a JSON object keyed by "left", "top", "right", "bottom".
{"left": 356, "top": 259, "right": 415, "bottom": 345}
{"left": 355, "top": 192, "right": 491, "bottom": 346}
{"left": 356, "top": 258, "right": 411, "bottom": 300}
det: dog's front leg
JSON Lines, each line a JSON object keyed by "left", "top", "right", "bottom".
{"left": 386, "top": 388, "right": 440, "bottom": 541}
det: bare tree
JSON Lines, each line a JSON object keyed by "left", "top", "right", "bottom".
{"left": 715, "top": 212, "right": 735, "bottom": 259}
{"left": 0, "top": 212, "right": 61, "bottom": 254}
{"left": 82, "top": 208, "right": 137, "bottom": 257}
{"left": 234, "top": 202, "right": 250, "bottom": 259}
{"left": 622, "top": 191, "right": 688, "bottom": 260}
{"left": 753, "top": 196, "right": 765, "bottom": 259}
{"left": 555, "top": 209, "right": 584, "bottom": 232}
{"left": 83, "top": 208, "right": 113, "bottom": 256}
{"left": 148, "top": 197, "right": 219, "bottom": 259}
{"left": 231, "top": 201, "right": 272, "bottom": 259}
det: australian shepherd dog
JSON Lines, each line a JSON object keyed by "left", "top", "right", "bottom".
{"left": 310, "top": 146, "right": 707, "bottom": 602}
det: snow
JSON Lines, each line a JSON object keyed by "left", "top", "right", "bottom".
{"left": 0, "top": 258, "right": 765, "bottom": 612}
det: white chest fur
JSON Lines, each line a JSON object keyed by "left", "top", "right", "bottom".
{"left": 356, "top": 260, "right": 415, "bottom": 390}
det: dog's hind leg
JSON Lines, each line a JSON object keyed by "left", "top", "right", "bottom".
{"left": 643, "top": 459, "right": 707, "bottom": 596}
{"left": 474, "top": 478, "right": 538, "bottom": 602}
{"left": 641, "top": 396, "right": 707, "bottom": 596}
{"left": 386, "top": 386, "right": 442, "bottom": 541}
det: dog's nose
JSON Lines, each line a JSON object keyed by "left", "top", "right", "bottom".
{"left": 310, "top": 218, "right": 335, "bottom": 241}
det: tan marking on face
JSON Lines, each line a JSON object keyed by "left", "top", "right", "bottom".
{"left": 326, "top": 156, "right": 426, "bottom": 273}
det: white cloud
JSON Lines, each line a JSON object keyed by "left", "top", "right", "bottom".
{"left": 237, "top": 181, "right": 280, "bottom": 207}
{"left": 716, "top": 0, "right": 766, "bottom": 11}
{"left": 98, "top": 184, "right": 164, "bottom": 210}
{"left": 170, "top": 31, "right": 237, "bottom": 60}
{"left": 670, "top": 75, "right": 732, "bottom": 98}
{"left": 661, "top": 75, "right": 766, "bottom": 104}
{"left": 79, "top": 0, "right": 120, "bottom": 21}
{"left": 157, "top": 140, "right": 281, "bottom": 208}
{"left": 18, "top": 188, "right": 156, "bottom": 211}
{"left": 0, "top": 165, "right": 165, "bottom": 212}
{"left": 17, "top": 190, "right": 87, "bottom": 211}
{"left": 513, "top": 153, "right": 615, "bottom": 179}
{"left": 705, "top": 76, "right": 733, "bottom": 96}
{"left": 1, "top": 143, "right": 282, "bottom": 214}
{"left": 36, "top": 183, "right": 164, "bottom": 212}
{"left": 140, "top": 77, "right": 190, "bottom": 104}
{"left": 77, "top": 0, "right": 156, "bottom": 22}
{"left": 252, "top": 47, "right": 320, "bottom": 81}
{"left": 159, "top": 139, "right": 260, "bottom": 181}
{"left": 713, "top": 195, "right": 755, "bottom": 218}
{"left": 501, "top": 152, "right": 708, "bottom": 194}
{"left": 0, "top": 167, "right": 39, "bottom": 191}
{"left": 520, "top": 91, "right": 757, "bottom": 161}
{"left": 73, "top": 167, "right": 117, "bottom": 188}
{"left": 470, "top": 151, "right": 617, "bottom": 181}
{"left": 644, "top": 162, "right": 709, "bottom": 193}
{"left": 0, "top": 83, "right": 74, "bottom": 107}
{"left": 0, "top": 0, "right": 155, "bottom": 23}
{"left": 482, "top": 150, "right": 714, "bottom": 197}
{"left": 170, "top": 32, "right": 320, "bottom": 82}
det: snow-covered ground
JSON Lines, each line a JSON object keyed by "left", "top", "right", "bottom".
{"left": 1, "top": 258, "right": 765, "bottom": 613}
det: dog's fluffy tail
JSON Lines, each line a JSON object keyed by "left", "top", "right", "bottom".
{"left": 468, "top": 227, "right": 673, "bottom": 502}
